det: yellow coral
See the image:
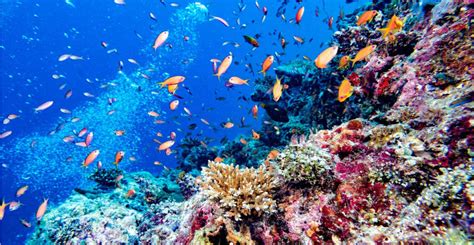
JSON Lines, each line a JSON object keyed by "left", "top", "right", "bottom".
{"left": 200, "top": 161, "right": 277, "bottom": 221}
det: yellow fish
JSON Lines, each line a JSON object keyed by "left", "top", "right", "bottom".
{"left": 378, "top": 15, "right": 404, "bottom": 39}
{"left": 315, "top": 46, "right": 338, "bottom": 68}
{"left": 272, "top": 76, "right": 283, "bottom": 102}
{"left": 351, "top": 45, "right": 376, "bottom": 67}
{"left": 338, "top": 78, "right": 354, "bottom": 102}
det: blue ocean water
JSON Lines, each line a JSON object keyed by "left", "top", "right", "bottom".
{"left": 0, "top": 0, "right": 368, "bottom": 243}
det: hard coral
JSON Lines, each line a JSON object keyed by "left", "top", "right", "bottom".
{"left": 275, "top": 142, "right": 335, "bottom": 187}
{"left": 89, "top": 168, "right": 123, "bottom": 188}
{"left": 200, "top": 161, "right": 278, "bottom": 221}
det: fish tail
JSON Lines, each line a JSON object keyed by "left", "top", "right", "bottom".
{"left": 244, "top": 80, "right": 250, "bottom": 86}
{"left": 350, "top": 58, "right": 356, "bottom": 68}
{"left": 377, "top": 27, "right": 389, "bottom": 38}
{"left": 259, "top": 70, "right": 266, "bottom": 77}
{"left": 213, "top": 73, "right": 221, "bottom": 80}
{"left": 158, "top": 82, "right": 166, "bottom": 88}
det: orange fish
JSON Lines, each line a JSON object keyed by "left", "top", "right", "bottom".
{"left": 338, "top": 78, "right": 354, "bottom": 102}
{"left": 228, "top": 76, "right": 249, "bottom": 85}
{"left": 351, "top": 45, "right": 376, "bottom": 67}
{"left": 126, "top": 189, "right": 136, "bottom": 198}
{"left": 159, "top": 140, "right": 175, "bottom": 151}
{"left": 259, "top": 55, "right": 274, "bottom": 77}
{"left": 357, "top": 10, "right": 378, "bottom": 26}
{"left": 214, "top": 156, "right": 224, "bottom": 163}
{"left": 83, "top": 150, "right": 100, "bottom": 167}
{"left": 272, "top": 76, "right": 283, "bottom": 102}
{"left": 165, "top": 148, "right": 172, "bottom": 156}
{"left": 159, "top": 76, "right": 185, "bottom": 87}
{"left": 169, "top": 100, "right": 179, "bottom": 110}
{"left": 293, "top": 36, "right": 304, "bottom": 44}
{"left": 114, "top": 151, "right": 125, "bottom": 165}
{"left": 215, "top": 55, "right": 232, "bottom": 80}
{"left": 170, "top": 131, "right": 176, "bottom": 140}
{"left": 252, "top": 129, "right": 260, "bottom": 140}
{"left": 153, "top": 31, "right": 169, "bottom": 50}
{"left": 315, "top": 46, "right": 338, "bottom": 68}
{"left": 9, "top": 201, "right": 22, "bottom": 211}
{"left": 148, "top": 111, "right": 160, "bottom": 117}
{"left": 0, "top": 200, "right": 8, "bottom": 220}
{"left": 378, "top": 15, "right": 404, "bottom": 39}
{"left": 77, "top": 128, "right": 88, "bottom": 137}
{"left": 295, "top": 6, "right": 305, "bottom": 24}
{"left": 16, "top": 185, "right": 28, "bottom": 197}
{"left": 267, "top": 150, "right": 279, "bottom": 160}
{"left": 251, "top": 105, "right": 258, "bottom": 119}
{"left": 240, "top": 138, "right": 248, "bottom": 145}
{"left": 36, "top": 198, "right": 48, "bottom": 221}
{"left": 338, "top": 55, "right": 350, "bottom": 70}
{"left": 223, "top": 122, "right": 234, "bottom": 128}
{"left": 85, "top": 132, "right": 93, "bottom": 146}
{"left": 20, "top": 219, "right": 31, "bottom": 228}
{"left": 115, "top": 130, "right": 125, "bottom": 136}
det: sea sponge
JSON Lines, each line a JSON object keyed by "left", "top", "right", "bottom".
{"left": 200, "top": 161, "right": 277, "bottom": 221}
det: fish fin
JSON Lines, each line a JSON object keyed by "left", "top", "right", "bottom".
{"left": 158, "top": 82, "right": 165, "bottom": 88}
{"left": 244, "top": 80, "right": 250, "bottom": 86}
{"left": 213, "top": 73, "right": 221, "bottom": 80}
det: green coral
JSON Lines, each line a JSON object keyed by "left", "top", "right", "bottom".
{"left": 275, "top": 143, "right": 334, "bottom": 186}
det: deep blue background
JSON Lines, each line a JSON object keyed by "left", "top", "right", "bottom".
{"left": 0, "top": 0, "right": 366, "bottom": 243}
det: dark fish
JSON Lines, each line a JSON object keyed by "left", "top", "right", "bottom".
{"left": 173, "top": 94, "right": 184, "bottom": 99}
{"left": 243, "top": 35, "right": 259, "bottom": 47}
{"left": 215, "top": 96, "right": 226, "bottom": 101}
{"left": 182, "top": 84, "right": 193, "bottom": 95}
{"left": 220, "top": 136, "right": 229, "bottom": 144}
{"left": 261, "top": 103, "right": 289, "bottom": 122}
{"left": 188, "top": 123, "right": 197, "bottom": 130}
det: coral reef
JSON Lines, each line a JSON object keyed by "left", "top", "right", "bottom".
{"left": 28, "top": 0, "right": 474, "bottom": 244}
{"left": 200, "top": 161, "right": 278, "bottom": 221}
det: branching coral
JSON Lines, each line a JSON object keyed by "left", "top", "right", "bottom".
{"left": 200, "top": 161, "right": 278, "bottom": 221}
